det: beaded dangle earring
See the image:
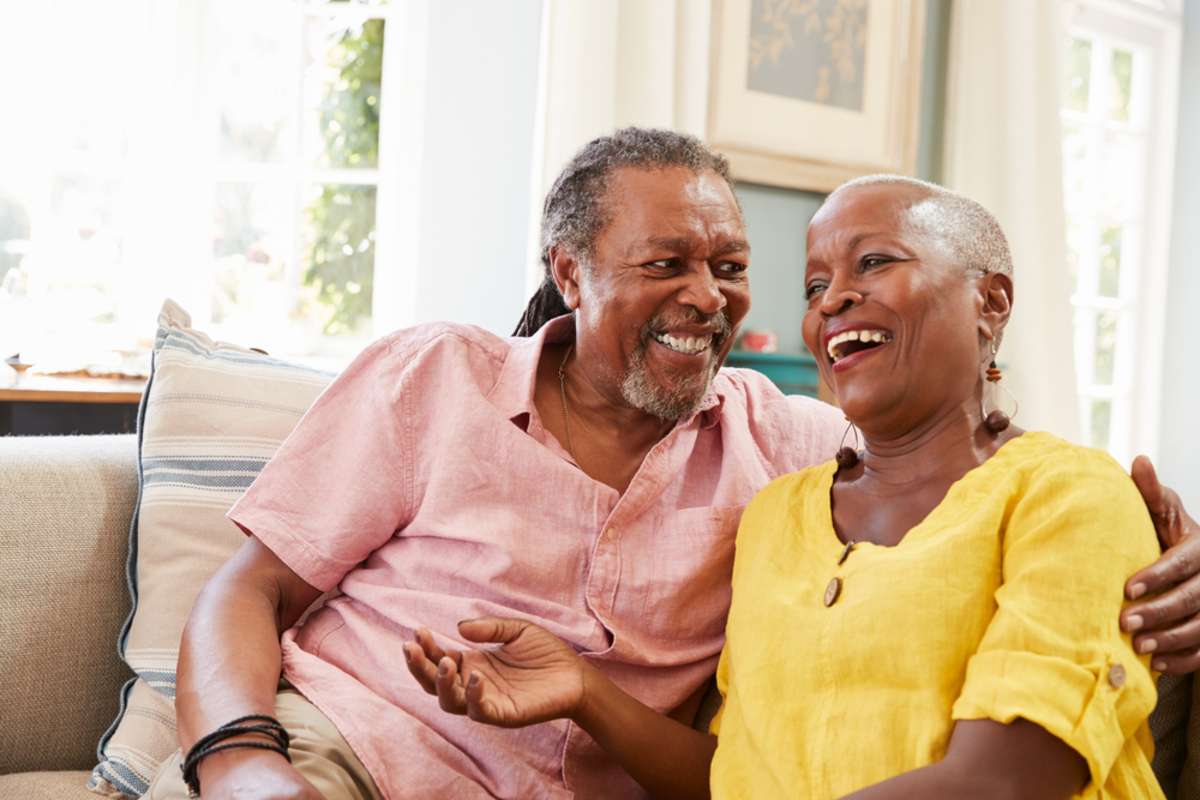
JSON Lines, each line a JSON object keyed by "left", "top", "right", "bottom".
{"left": 836, "top": 418, "right": 862, "bottom": 468}
{"left": 982, "top": 340, "right": 1018, "bottom": 434}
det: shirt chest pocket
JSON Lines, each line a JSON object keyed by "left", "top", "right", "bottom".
{"left": 616, "top": 505, "right": 744, "bottom": 644}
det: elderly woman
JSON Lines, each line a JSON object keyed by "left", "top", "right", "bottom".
{"left": 404, "top": 176, "right": 1162, "bottom": 799}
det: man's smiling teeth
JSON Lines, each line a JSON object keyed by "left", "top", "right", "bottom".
{"left": 827, "top": 329, "right": 892, "bottom": 362}
{"left": 653, "top": 332, "right": 712, "bottom": 355}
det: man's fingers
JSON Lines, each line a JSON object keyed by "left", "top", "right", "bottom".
{"left": 1133, "top": 614, "right": 1200, "bottom": 660}
{"left": 1146, "top": 646, "right": 1200, "bottom": 676}
{"left": 434, "top": 656, "right": 468, "bottom": 714}
{"left": 458, "top": 617, "right": 527, "bottom": 645}
{"left": 1131, "top": 455, "right": 1167, "bottom": 516}
{"left": 1123, "top": 570, "right": 1200, "bottom": 631}
{"left": 403, "top": 642, "right": 439, "bottom": 694}
{"left": 1125, "top": 536, "right": 1200, "bottom": 600}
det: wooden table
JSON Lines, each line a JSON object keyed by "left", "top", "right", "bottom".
{"left": 0, "top": 369, "right": 147, "bottom": 435}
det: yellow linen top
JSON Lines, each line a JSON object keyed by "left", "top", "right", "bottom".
{"left": 709, "top": 432, "right": 1162, "bottom": 799}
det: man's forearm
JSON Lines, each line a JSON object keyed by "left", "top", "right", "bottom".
{"left": 175, "top": 573, "right": 287, "bottom": 749}
{"left": 573, "top": 664, "right": 715, "bottom": 800}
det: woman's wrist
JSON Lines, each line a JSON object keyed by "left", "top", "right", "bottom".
{"left": 570, "top": 660, "right": 613, "bottom": 732}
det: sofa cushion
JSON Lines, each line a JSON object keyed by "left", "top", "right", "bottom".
{"left": 0, "top": 770, "right": 103, "bottom": 800}
{"left": 90, "top": 300, "right": 333, "bottom": 797}
{"left": 0, "top": 435, "right": 138, "bottom": 774}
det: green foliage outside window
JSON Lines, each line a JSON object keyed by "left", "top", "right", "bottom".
{"left": 305, "top": 18, "right": 383, "bottom": 336}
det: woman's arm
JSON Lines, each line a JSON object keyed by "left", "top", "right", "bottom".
{"left": 840, "top": 718, "right": 1086, "bottom": 800}
{"left": 404, "top": 618, "right": 715, "bottom": 799}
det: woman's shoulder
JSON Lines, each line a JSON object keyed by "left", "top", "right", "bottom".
{"left": 1000, "top": 431, "right": 1155, "bottom": 556}
{"left": 1003, "top": 431, "right": 1136, "bottom": 491}
{"left": 738, "top": 461, "right": 837, "bottom": 534}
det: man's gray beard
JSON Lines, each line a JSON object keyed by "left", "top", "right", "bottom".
{"left": 620, "top": 342, "right": 719, "bottom": 422}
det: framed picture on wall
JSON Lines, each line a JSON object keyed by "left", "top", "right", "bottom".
{"left": 708, "top": 0, "right": 926, "bottom": 192}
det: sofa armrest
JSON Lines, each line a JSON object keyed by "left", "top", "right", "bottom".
{"left": 0, "top": 434, "right": 138, "bottom": 773}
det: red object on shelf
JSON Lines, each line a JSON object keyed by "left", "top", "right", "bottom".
{"left": 740, "top": 330, "right": 778, "bottom": 353}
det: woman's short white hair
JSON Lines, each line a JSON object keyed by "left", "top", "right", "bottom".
{"left": 830, "top": 174, "right": 1013, "bottom": 278}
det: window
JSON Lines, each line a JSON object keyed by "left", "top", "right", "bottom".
{"left": 0, "top": 0, "right": 402, "bottom": 367}
{"left": 1059, "top": 0, "right": 1182, "bottom": 464}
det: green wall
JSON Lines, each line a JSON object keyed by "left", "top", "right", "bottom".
{"left": 734, "top": 0, "right": 952, "bottom": 355}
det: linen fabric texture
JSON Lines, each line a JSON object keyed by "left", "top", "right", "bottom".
{"left": 90, "top": 300, "right": 334, "bottom": 797}
{"left": 226, "top": 314, "right": 845, "bottom": 799}
{"left": 710, "top": 432, "right": 1163, "bottom": 799}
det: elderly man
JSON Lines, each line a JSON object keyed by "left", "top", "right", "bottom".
{"left": 154, "top": 128, "right": 1199, "bottom": 800}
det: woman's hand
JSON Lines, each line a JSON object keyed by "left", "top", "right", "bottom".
{"left": 403, "top": 618, "right": 587, "bottom": 727}
{"left": 1121, "top": 456, "right": 1200, "bottom": 673}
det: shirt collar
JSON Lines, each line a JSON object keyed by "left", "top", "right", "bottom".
{"left": 488, "top": 313, "right": 727, "bottom": 430}
{"left": 489, "top": 314, "right": 575, "bottom": 424}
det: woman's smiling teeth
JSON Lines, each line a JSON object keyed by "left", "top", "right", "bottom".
{"left": 827, "top": 329, "right": 893, "bottom": 363}
{"left": 653, "top": 331, "right": 713, "bottom": 355}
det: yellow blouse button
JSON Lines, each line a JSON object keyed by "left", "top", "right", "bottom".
{"left": 1108, "top": 664, "right": 1126, "bottom": 689}
{"left": 823, "top": 577, "right": 842, "bottom": 607}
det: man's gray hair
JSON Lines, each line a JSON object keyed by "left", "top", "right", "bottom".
{"left": 513, "top": 127, "right": 738, "bottom": 336}
{"left": 539, "top": 127, "right": 737, "bottom": 267}
{"left": 831, "top": 174, "right": 1014, "bottom": 278}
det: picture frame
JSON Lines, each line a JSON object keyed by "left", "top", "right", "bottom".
{"left": 707, "top": 0, "right": 926, "bottom": 192}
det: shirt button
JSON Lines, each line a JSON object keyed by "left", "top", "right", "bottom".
{"left": 823, "top": 577, "right": 842, "bottom": 607}
{"left": 1108, "top": 664, "right": 1126, "bottom": 688}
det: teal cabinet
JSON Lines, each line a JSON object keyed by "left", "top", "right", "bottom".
{"left": 724, "top": 351, "right": 821, "bottom": 398}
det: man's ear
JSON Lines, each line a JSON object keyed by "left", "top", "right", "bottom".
{"left": 976, "top": 272, "right": 1014, "bottom": 342}
{"left": 549, "top": 245, "right": 583, "bottom": 311}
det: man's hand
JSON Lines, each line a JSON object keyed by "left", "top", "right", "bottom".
{"left": 403, "top": 619, "right": 588, "bottom": 728}
{"left": 195, "top": 748, "right": 323, "bottom": 800}
{"left": 1121, "top": 455, "right": 1200, "bottom": 673}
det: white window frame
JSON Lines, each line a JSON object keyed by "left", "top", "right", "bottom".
{"left": 1061, "top": 0, "right": 1181, "bottom": 464}
{"left": 0, "top": 0, "right": 427, "bottom": 368}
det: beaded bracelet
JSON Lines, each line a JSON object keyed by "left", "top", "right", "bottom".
{"left": 181, "top": 714, "right": 291, "bottom": 797}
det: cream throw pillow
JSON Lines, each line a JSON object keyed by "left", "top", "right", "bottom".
{"left": 90, "top": 300, "right": 333, "bottom": 797}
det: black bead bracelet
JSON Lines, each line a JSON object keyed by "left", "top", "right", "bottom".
{"left": 181, "top": 714, "right": 291, "bottom": 797}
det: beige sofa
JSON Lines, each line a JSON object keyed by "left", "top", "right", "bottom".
{"left": 0, "top": 435, "right": 138, "bottom": 799}
{"left": 2, "top": 433, "right": 1198, "bottom": 799}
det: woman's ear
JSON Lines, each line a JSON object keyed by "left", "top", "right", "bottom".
{"left": 549, "top": 245, "right": 582, "bottom": 311}
{"left": 976, "top": 272, "right": 1014, "bottom": 341}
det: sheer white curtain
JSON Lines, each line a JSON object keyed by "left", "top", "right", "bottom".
{"left": 942, "top": 0, "right": 1081, "bottom": 440}
{"left": 525, "top": 0, "right": 710, "bottom": 291}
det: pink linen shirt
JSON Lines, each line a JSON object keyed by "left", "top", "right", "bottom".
{"left": 228, "top": 316, "right": 842, "bottom": 799}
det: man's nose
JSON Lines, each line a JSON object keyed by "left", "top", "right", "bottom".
{"left": 677, "top": 267, "right": 727, "bottom": 316}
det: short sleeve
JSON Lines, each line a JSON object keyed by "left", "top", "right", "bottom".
{"left": 228, "top": 335, "right": 415, "bottom": 592}
{"left": 951, "top": 452, "right": 1160, "bottom": 788}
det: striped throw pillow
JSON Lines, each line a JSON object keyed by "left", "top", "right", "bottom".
{"left": 90, "top": 300, "right": 334, "bottom": 797}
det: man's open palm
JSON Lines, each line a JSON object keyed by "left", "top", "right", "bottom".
{"left": 403, "top": 619, "right": 587, "bottom": 728}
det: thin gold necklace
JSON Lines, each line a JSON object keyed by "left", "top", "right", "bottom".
{"left": 557, "top": 343, "right": 577, "bottom": 462}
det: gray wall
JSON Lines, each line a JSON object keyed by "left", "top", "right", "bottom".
{"left": 1159, "top": 0, "right": 1200, "bottom": 509}
{"left": 735, "top": 0, "right": 952, "bottom": 354}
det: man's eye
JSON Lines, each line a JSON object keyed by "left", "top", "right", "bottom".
{"left": 805, "top": 282, "right": 827, "bottom": 300}
{"left": 861, "top": 255, "right": 891, "bottom": 270}
{"left": 717, "top": 262, "right": 748, "bottom": 276}
{"left": 646, "top": 259, "right": 677, "bottom": 270}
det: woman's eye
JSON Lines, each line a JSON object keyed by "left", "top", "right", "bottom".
{"left": 805, "top": 282, "right": 827, "bottom": 300}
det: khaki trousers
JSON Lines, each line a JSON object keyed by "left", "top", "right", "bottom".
{"left": 147, "top": 688, "right": 382, "bottom": 800}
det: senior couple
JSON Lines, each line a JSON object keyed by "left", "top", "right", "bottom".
{"left": 153, "top": 128, "right": 1199, "bottom": 799}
